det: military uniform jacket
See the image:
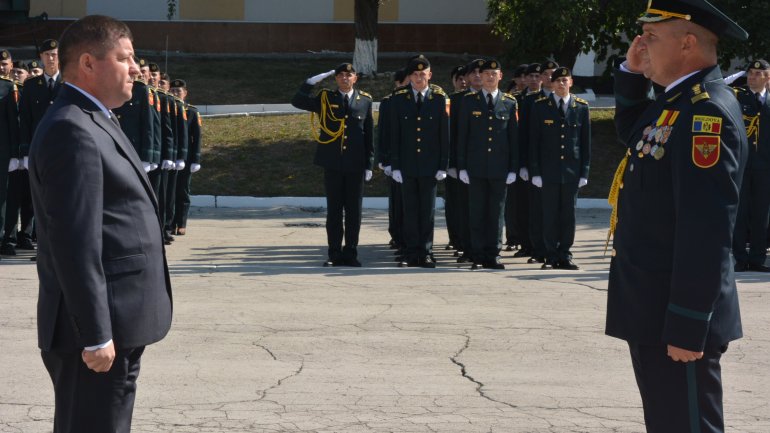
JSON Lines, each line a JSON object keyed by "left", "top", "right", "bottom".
{"left": 19, "top": 73, "right": 61, "bottom": 156}
{"left": 518, "top": 89, "right": 547, "bottom": 169}
{"left": 185, "top": 104, "right": 202, "bottom": 164}
{"left": 114, "top": 80, "right": 155, "bottom": 162}
{"left": 377, "top": 94, "right": 392, "bottom": 166}
{"left": 606, "top": 65, "right": 746, "bottom": 352}
{"left": 389, "top": 84, "right": 449, "bottom": 177}
{"left": 0, "top": 77, "right": 20, "bottom": 159}
{"left": 156, "top": 90, "right": 175, "bottom": 162}
{"left": 456, "top": 90, "right": 519, "bottom": 178}
{"left": 734, "top": 87, "right": 770, "bottom": 171}
{"left": 448, "top": 89, "right": 472, "bottom": 169}
{"left": 291, "top": 82, "right": 374, "bottom": 172}
{"left": 174, "top": 97, "right": 189, "bottom": 162}
{"left": 149, "top": 87, "right": 163, "bottom": 165}
{"left": 529, "top": 93, "right": 590, "bottom": 184}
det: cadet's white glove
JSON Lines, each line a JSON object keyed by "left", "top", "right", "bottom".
{"left": 162, "top": 160, "right": 175, "bottom": 170}
{"left": 519, "top": 167, "right": 529, "bottom": 182}
{"left": 191, "top": 163, "right": 201, "bottom": 173}
{"left": 365, "top": 170, "right": 373, "bottom": 182}
{"left": 532, "top": 176, "right": 543, "bottom": 188}
{"left": 383, "top": 165, "right": 392, "bottom": 177}
{"left": 391, "top": 169, "right": 403, "bottom": 184}
{"left": 435, "top": 170, "right": 447, "bottom": 181}
{"left": 175, "top": 160, "right": 186, "bottom": 170}
{"left": 506, "top": 172, "right": 517, "bottom": 184}
{"left": 459, "top": 169, "right": 470, "bottom": 185}
{"left": 447, "top": 168, "right": 457, "bottom": 179}
{"left": 22, "top": 156, "right": 28, "bottom": 170}
{"left": 142, "top": 161, "right": 152, "bottom": 172}
{"left": 8, "top": 158, "right": 19, "bottom": 172}
{"left": 578, "top": 177, "right": 588, "bottom": 188}
{"left": 150, "top": 163, "right": 159, "bottom": 171}
{"left": 307, "top": 70, "right": 336, "bottom": 85}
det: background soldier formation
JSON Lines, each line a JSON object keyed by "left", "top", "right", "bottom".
{"left": 0, "top": 41, "right": 203, "bottom": 262}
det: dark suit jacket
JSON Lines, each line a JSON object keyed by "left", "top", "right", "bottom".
{"left": 29, "top": 84, "right": 173, "bottom": 353}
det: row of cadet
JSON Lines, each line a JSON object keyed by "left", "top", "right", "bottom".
{"left": 0, "top": 40, "right": 204, "bottom": 261}
{"left": 292, "top": 56, "right": 591, "bottom": 270}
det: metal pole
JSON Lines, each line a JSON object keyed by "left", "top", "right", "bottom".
{"left": 164, "top": 34, "right": 169, "bottom": 73}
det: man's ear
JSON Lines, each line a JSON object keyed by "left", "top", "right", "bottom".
{"left": 79, "top": 52, "right": 94, "bottom": 75}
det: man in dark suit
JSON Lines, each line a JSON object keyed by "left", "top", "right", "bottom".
{"left": 732, "top": 59, "right": 770, "bottom": 272}
{"left": 29, "top": 15, "right": 173, "bottom": 433}
{"left": 529, "top": 67, "right": 590, "bottom": 270}
{"left": 607, "top": 1, "right": 747, "bottom": 431}
{"left": 291, "top": 62, "right": 374, "bottom": 267}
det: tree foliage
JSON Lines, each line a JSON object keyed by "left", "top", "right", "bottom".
{"left": 487, "top": 0, "right": 770, "bottom": 73}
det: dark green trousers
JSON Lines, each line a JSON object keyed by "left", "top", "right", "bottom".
{"left": 469, "top": 177, "right": 507, "bottom": 263}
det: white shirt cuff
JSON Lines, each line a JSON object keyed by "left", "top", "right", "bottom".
{"left": 84, "top": 339, "right": 113, "bottom": 351}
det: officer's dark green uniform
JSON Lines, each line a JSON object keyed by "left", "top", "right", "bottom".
{"left": 389, "top": 56, "right": 449, "bottom": 267}
{"left": 529, "top": 67, "right": 590, "bottom": 269}
{"left": 172, "top": 80, "right": 202, "bottom": 234}
{"left": 155, "top": 80, "right": 177, "bottom": 243}
{"left": 607, "top": 2, "right": 748, "bottom": 431}
{"left": 457, "top": 59, "right": 519, "bottom": 269}
{"left": 291, "top": 62, "right": 374, "bottom": 266}
{"left": 443, "top": 64, "right": 466, "bottom": 252}
{"left": 0, "top": 68, "right": 20, "bottom": 257}
{"left": 504, "top": 63, "right": 529, "bottom": 250}
{"left": 164, "top": 95, "right": 189, "bottom": 236}
{"left": 732, "top": 60, "right": 770, "bottom": 272}
{"left": 113, "top": 78, "right": 155, "bottom": 164}
{"left": 377, "top": 76, "right": 406, "bottom": 256}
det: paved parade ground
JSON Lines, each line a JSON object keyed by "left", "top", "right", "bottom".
{"left": 1, "top": 207, "right": 768, "bottom": 433}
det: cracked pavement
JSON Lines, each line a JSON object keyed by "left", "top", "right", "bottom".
{"left": 1, "top": 207, "right": 768, "bottom": 432}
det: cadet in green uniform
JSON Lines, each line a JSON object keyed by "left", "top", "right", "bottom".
{"left": 0, "top": 49, "right": 21, "bottom": 258}
{"left": 389, "top": 55, "right": 449, "bottom": 268}
{"left": 732, "top": 59, "right": 770, "bottom": 272}
{"left": 529, "top": 67, "right": 590, "bottom": 270}
{"left": 607, "top": 1, "right": 748, "bottom": 430}
{"left": 443, "top": 64, "right": 466, "bottom": 254}
{"left": 149, "top": 62, "right": 177, "bottom": 244}
{"left": 504, "top": 63, "right": 529, "bottom": 251}
{"left": 164, "top": 92, "right": 189, "bottom": 239}
{"left": 170, "top": 79, "right": 202, "bottom": 236}
{"left": 291, "top": 62, "right": 374, "bottom": 267}
{"left": 28, "top": 60, "right": 42, "bottom": 78}
{"left": 457, "top": 59, "right": 519, "bottom": 269}
{"left": 11, "top": 60, "right": 29, "bottom": 83}
{"left": 113, "top": 67, "right": 155, "bottom": 172}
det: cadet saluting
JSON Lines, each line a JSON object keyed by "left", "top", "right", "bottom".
{"left": 606, "top": 1, "right": 748, "bottom": 431}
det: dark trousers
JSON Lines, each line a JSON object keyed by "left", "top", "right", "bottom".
{"left": 529, "top": 183, "right": 546, "bottom": 258}
{"left": 456, "top": 181, "right": 471, "bottom": 253}
{"left": 401, "top": 175, "right": 437, "bottom": 260}
{"left": 174, "top": 165, "right": 193, "bottom": 230}
{"left": 0, "top": 155, "right": 8, "bottom": 239}
{"left": 41, "top": 347, "right": 145, "bottom": 433}
{"left": 3, "top": 169, "right": 34, "bottom": 243}
{"left": 541, "top": 181, "right": 579, "bottom": 262}
{"left": 733, "top": 169, "right": 770, "bottom": 266}
{"left": 157, "top": 169, "right": 170, "bottom": 232}
{"left": 469, "top": 177, "right": 507, "bottom": 263}
{"left": 515, "top": 179, "right": 532, "bottom": 252}
{"left": 149, "top": 168, "right": 162, "bottom": 205}
{"left": 387, "top": 177, "right": 404, "bottom": 249}
{"left": 444, "top": 176, "right": 460, "bottom": 247}
{"left": 324, "top": 168, "right": 364, "bottom": 261}
{"left": 504, "top": 182, "right": 519, "bottom": 246}
{"left": 164, "top": 169, "right": 178, "bottom": 231}
{"left": 628, "top": 342, "right": 726, "bottom": 433}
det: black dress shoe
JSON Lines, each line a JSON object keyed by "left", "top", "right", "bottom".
{"left": 30, "top": 256, "right": 36, "bottom": 262}
{"left": 345, "top": 258, "right": 362, "bottom": 267}
{"left": 164, "top": 233, "right": 175, "bottom": 243}
{"left": 505, "top": 245, "right": 515, "bottom": 252}
{"left": 16, "top": 238, "right": 35, "bottom": 250}
{"left": 453, "top": 250, "right": 461, "bottom": 257}
{"left": 457, "top": 254, "right": 472, "bottom": 263}
{"left": 483, "top": 261, "right": 505, "bottom": 270}
{"left": 323, "top": 260, "right": 334, "bottom": 267}
{"left": 0, "top": 243, "right": 16, "bottom": 256}
{"left": 541, "top": 261, "right": 554, "bottom": 270}
{"left": 388, "top": 239, "right": 397, "bottom": 248}
{"left": 559, "top": 259, "right": 580, "bottom": 270}
{"left": 471, "top": 263, "right": 483, "bottom": 270}
{"left": 406, "top": 259, "right": 420, "bottom": 267}
{"left": 527, "top": 256, "right": 544, "bottom": 264}
{"left": 748, "top": 263, "right": 770, "bottom": 272}
{"left": 421, "top": 256, "right": 436, "bottom": 268}
{"left": 513, "top": 249, "right": 530, "bottom": 258}
{"left": 734, "top": 262, "right": 749, "bottom": 272}
{"left": 394, "top": 255, "right": 405, "bottom": 262}
{"left": 445, "top": 244, "right": 454, "bottom": 250}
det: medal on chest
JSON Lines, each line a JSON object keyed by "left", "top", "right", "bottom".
{"left": 635, "top": 109, "right": 680, "bottom": 161}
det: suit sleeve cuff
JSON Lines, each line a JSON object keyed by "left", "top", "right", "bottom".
{"left": 84, "top": 339, "right": 113, "bottom": 351}
{"left": 662, "top": 303, "right": 712, "bottom": 352}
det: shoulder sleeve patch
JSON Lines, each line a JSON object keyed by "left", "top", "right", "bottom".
{"left": 692, "top": 135, "right": 720, "bottom": 168}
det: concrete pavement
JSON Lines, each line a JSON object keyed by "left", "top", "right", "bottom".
{"left": 1, "top": 207, "right": 768, "bottom": 432}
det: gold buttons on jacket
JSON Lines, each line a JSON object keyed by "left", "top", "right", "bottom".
{"left": 417, "top": 127, "right": 421, "bottom": 131}
{"left": 417, "top": 149, "right": 421, "bottom": 153}
{"left": 560, "top": 156, "right": 565, "bottom": 160}
{"left": 488, "top": 148, "right": 492, "bottom": 152}
{"left": 417, "top": 117, "right": 421, "bottom": 121}
{"left": 417, "top": 138, "right": 421, "bottom": 142}
{"left": 488, "top": 127, "right": 493, "bottom": 131}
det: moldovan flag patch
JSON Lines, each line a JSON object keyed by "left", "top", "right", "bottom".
{"left": 692, "top": 115, "right": 722, "bottom": 134}
{"left": 692, "top": 135, "right": 720, "bottom": 168}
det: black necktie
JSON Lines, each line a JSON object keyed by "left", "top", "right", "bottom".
{"left": 487, "top": 93, "right": 494, "bottom": 111}
{"left": 756, "top": 92, "right": 763, "bottom": 109}
{"left": 416, "top": 92, "right": 423, "bottom": 111}
{"left": 558, "top": 98, "right": 565, "bottom": 117}
{"left": 343, "top": 94, "right": 349, "bottom": 112}
{"left": 48, "top": 77, "right": 54, "bottom": 92}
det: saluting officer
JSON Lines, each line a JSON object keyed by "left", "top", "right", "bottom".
{"left": 607, "top": 1, "right": 748, "bottom": 431}
{"left": 529, "top": 67, "right": 590, "bottom": 270}
{"left": 389, "top": 55, "right": 449, "bottom": 268}
{"left": 291, "top": 62, "right": 374, "bottom": 267}
{"left": 170, "top": 79, "right": 202, "bottom": 236}
{"left": 457, "top": 59, "right": 519, "bottom": 270}
{"left": 732, "top": 59, "right": 770, "bottom": 272}
{"left": 0, "top": 49, "right": 21, "bottom": 258}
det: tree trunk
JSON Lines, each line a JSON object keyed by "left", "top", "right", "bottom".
{"left": 353, "top": 0, "right": 379, "bottom": 76}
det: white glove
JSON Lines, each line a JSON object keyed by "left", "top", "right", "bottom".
{"left": 519, "top": 167, "right": 529, "bottom": 182}
{"left": 162, "top": 160, "right": 175, "bottom": 170}
{"left": 383, "top": 165, "right": 392, "bottom": 177}
{"left": 459, "top": 169, "right": 470, "bottom": 184}
{"left": 191, "top": 163, "right": 201, "bottom": 173}
{"left": 365, "top": 170, "right": 373, "bottom": 182}
{"left": 8, "top": 158, "right": 19, "bottom": 172}
{"left": 150, "top": 163, "right": 159, "bottom": 171}
{"left": 307, "top": 69, "right": 335, "bottom": 85}
{"left": 142, "top": 161, "right": 152, "bottom": 172}
{"left": 506, "top": 172, "right": 517, "bottom": 184}
{"left": 435, "top": 170, "right": 447, "bottom": 181}
{"left": 447, "top": 168, "right": 457, "bottom": 179}
{"left": 532, "top": 176, "right": 543, "bottom": 188}
{"left": 392, "top": 169, "right": 403, "bottom": 184}
{"left": 175, "top": 160, "right": 186, "bottom": 170}
{"left": 378, "top": 162, "right": 384, "bottom": 170}
{"left": 578, "top": 177, "right": 588, "bottom": 188}
{"left": 22, "top": 156, "right": 28, "bottom": 170}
